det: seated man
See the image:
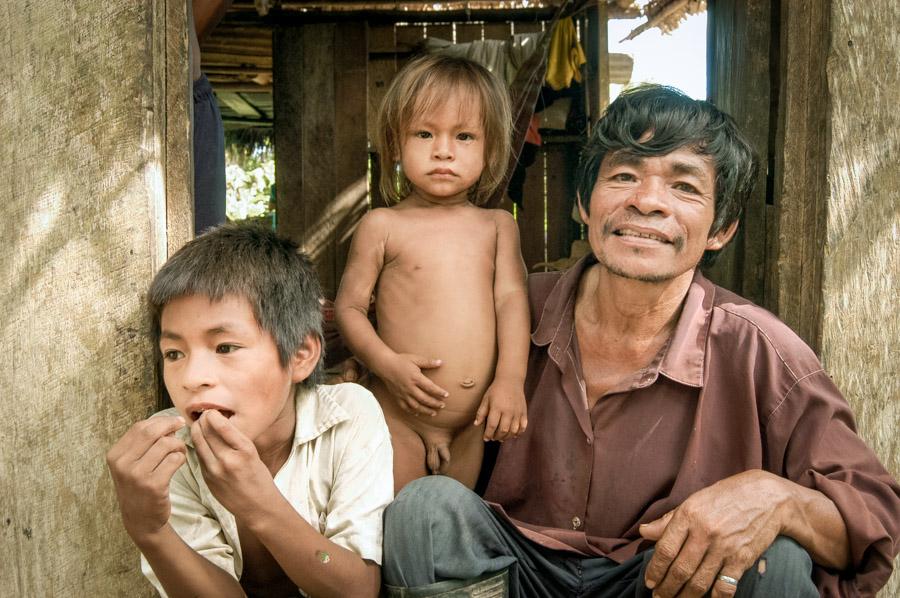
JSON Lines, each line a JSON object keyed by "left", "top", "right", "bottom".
{"left": 382, "top": 85, "right": 900, "bottom": 597}
{"left": 107, "top": 224, "right": 392, "bottom": 597}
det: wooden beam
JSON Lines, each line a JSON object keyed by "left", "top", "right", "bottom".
{"left": 705, "top": 0, "right": 773, "bottom": 310}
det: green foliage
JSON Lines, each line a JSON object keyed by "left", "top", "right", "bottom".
{"left": 224, "top": 130, "right": 275, "bottom": 224}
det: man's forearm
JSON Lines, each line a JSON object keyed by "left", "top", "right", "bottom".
{"left": 780, "top": 479, "right": 851, "bottom": 570}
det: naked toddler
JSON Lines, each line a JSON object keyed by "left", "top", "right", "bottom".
{"left": 335, "top": 54, "right": 529, "bottom": 491}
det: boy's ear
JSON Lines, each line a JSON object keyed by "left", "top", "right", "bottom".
{"left": 289, "top": 333, "right": 322, "bottom": 384}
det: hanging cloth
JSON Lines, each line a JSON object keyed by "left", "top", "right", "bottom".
{"left": 545, "top": 16, "right": 586, "bottom": 91}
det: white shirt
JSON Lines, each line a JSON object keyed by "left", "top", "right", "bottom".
{"left": 141, "top": 383, "right": 393, "bottom": 595}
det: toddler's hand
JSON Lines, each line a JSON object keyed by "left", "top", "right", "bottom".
{"left": 106, "top": 415, "right": 187, "bottom": 541}
{"left": 381, "top": 353, "right": 448, "bottom": 416}
{"left": 474, "top": 378, "right": 527, "bottom": 442}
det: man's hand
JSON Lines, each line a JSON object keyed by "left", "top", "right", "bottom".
{"left": 474, "top": 377, "right": 527, "bottom": 441}
{"left": 639, "top": 470, "right": 792, "bottom": 598}
{"left": 379, "top": 353, "right": 448, "bottom": 417}
{"left": 190, "top": 410, "right": 281, "bottom": 519}
{"left": 106, "top": 416, "right": 187, "bottom": 541}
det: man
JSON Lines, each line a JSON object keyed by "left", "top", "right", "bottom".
{"left": 381, "top": 85, "right": 900, "bottom": 597}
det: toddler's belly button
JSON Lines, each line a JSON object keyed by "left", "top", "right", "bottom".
{"left": 460, "top": 377, "right": 475, "bottom": 388}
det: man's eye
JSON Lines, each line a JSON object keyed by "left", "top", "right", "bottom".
{"left": 612, "top": 173, "right": 636, "bottom": 182}
{"left": 674, "top": 182, "right": 700, "bottom": 194}
{"left": 216, "top": 344, "right": 239, "bottom": 354}
{"left": 163, "top": 349, "right": 183, "bottom": 361}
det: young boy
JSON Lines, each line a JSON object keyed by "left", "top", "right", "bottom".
{"left": 106, "top": 224, "right": 392, "bottom": 597}
{"left": 335, "top": 55, "right": 529, "bottom": 492}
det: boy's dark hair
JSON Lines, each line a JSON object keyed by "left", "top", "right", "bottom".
{"left": 576, "top": 84, "right": 759, "bottom": 267}
{"left": 148, "top": 223, "right": 324, "bottom": 387}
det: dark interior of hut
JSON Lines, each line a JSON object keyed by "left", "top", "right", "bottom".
{"left": 198, "top": 1, "right": 708, "bottom": 302}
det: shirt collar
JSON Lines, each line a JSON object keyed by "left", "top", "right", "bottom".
{"left": 532, "top": 253, "right": 596, "bottom": 349}
{"left": 531, "top": 254, "right": 714, "bottom": 389}
{"left": 657, "top": 270, "right": 716, "bottom": 388}
{"left": 292, "top": 385, "right": 350, "bottom": 445}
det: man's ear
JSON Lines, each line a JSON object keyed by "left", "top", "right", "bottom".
{"left": 576, "top": 192, "right": 589, "bottom": 223}
{"left": 289, "top": 333, "right": 323, "bottom": 383}
{"left": 706, "top": 220, "right": 739, "bottom": 251}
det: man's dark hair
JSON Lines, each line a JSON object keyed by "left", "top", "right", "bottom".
{"left": 575, "top": 84, "right": 759, "bottom": 266}
{"left": 148, "top": 223, "right": 324, "bottom": 387}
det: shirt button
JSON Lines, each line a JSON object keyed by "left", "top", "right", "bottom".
{"left": 571, "top": 516, "right": 582, "bottom": 529}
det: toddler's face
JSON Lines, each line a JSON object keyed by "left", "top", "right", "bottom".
{"left": 158, "top": 293, "right": 299, "bottom": 444}
{"left": 400, "top": 92, "right": 485, "bottom": 205}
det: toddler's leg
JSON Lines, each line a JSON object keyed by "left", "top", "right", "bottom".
{"left": 443, "top": 423, "right": 485, "bottom": 489}
{"left": 382, "top": 413, "right": 428, "bottom": 494}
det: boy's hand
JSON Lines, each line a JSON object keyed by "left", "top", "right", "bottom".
{"left": 191, "top": 410, "right": 280, "bottom": 519}
{"left": 380, "top": 353, "right": 448, "bottom": 417}
{"left": 106, "top": 416, "right": 187, "bottom": 541}
{"left": 474, "top": 378, "right": 527, "bottom": 442}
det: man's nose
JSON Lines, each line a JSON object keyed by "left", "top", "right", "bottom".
{"left": 627, "top": 177, "right": 669, "bottom": 214}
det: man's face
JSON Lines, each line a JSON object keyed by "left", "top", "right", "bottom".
{"left": 580, "top": 147, "right": 735, "bottom": 283}
{"left": 159, "top": 293, "right": 307, "bottom": 445}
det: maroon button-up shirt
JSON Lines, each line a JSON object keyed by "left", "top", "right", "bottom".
{"left": 483, "top": 255, "right": 900, "bottom": 596}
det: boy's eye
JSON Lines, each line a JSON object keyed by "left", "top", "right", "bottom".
{"left": 457, "top": 132, "right": 475, "bottom": 141}
{"left": 216, "top": 344, "right": 239, "bottom": 354}
{"left": 163, "top": 349, "right": 184, "bottom": 361}
{"left": 414, "top": 131, "right": 432, "bottom": 139}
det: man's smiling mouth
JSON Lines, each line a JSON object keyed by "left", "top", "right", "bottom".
{"left": 614, "top": 229, "right": 671, "bottom": 243}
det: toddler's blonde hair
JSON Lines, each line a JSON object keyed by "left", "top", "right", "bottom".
{"left": 375, "top": 53, "right": 513, "bottom": 205}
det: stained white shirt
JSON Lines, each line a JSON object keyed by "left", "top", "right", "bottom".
{"left": 140, "top": 383, "right": 393, "bottom": 595}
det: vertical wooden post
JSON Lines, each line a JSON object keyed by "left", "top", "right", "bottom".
{"left": 705, "top": 0, "right": 774, "bottom": 309}
{"left": 0, "top": 0, "right": 189, "bottom": 594}
{"left": 585, "top": 0, "right": 609, "bottom": 126}
{"left": 274, "top": 22, "right": 369, "bottom": 299}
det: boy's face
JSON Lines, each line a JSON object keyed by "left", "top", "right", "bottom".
{"left": 159, "top": 293, "right": 308, "bottom": 446}
{"left": 400, "top": 91, "right": 485, "bottom": 205}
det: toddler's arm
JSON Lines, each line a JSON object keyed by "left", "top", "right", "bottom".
{"left": 475, "top": 210, "right": 530, "bottom": 441}
{"left": 335, "top": 209, "right": 448, "bottom": 415}
{"left": 107, "top": 416, "right": 245, "bottom": 597}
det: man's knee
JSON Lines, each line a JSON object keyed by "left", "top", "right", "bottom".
{"left": 385, "top": 476, "right": 483, "bottom": 532}
{"left": 737, "top": 536, "right": 816, "bottom": 598}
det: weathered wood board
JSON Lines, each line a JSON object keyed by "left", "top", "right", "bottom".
{"left": 822, "top": 1, "right": 900, "bottom": 594}
{"left": 0, "top": 0, "right": 190, "bottom": 595}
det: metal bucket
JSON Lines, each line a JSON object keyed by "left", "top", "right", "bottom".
{"left": 382, "top": 568, "right": 509, "bottom": 598}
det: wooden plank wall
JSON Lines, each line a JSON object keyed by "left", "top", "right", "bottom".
{"left": 706, "top": 0, "right": 774, "bottom": 311}
{"left": 1, "top": 1, "right": 189, "bottom": 595}
{"left": 273, "top": 23, "right": 369, "bottom": 299}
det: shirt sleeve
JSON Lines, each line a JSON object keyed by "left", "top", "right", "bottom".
{"left": 321, "top": 386, "right": 394, "bottom": 564}
{"left": 140, "top": 456, "right": 239, "bottom": 596}
{"left": 766, "top": 369, "right": 900, "bottom": 595}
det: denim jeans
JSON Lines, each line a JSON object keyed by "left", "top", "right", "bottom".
{"left": 383, "top": 476, "right": 818, "bottom": 597}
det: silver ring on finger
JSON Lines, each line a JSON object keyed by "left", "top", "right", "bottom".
{"left": 717, "top": 574, "right": 739, "bottom": 586}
